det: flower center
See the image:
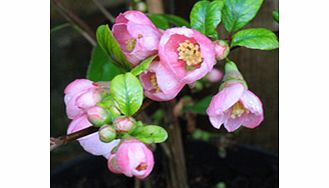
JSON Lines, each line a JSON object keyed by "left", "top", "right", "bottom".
{"left": 150, "top": 73, "right": 160, "bottom": 93}
{"left": 177, "top": 40, "right": 203, "bottom": 67}
{"left": 126, "top": 38, "right": 136, "bottom": 52}
{"left": 231, "top": 101, "right": 249, "bottom": 119}
{"left": 136, "top": 163, "right": 148, "bottom": 171}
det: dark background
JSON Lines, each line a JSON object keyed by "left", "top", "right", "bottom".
{"left": 51, "top": 0, "right": 278, "bottom": 186}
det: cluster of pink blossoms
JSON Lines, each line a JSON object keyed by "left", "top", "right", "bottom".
{"left": 64, "top": 79, "right": 154, "bottom": 178}
{"left": 113, "top": 10, "right": 263, "bottom": 131}
{"left": 113, "top": 10, "right": 225, "bottom": 101}
{"left": 63, "top": 10, "right": 264, "bottom": 179}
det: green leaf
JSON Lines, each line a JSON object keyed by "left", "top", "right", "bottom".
{"left": 190, "top": 0, "right": 224, "bottom": 38}
{"left": 272, "top": 10, "right": 279, "bottom": 23}
{"left": 109, "top": 73, "right": 143, "bottom": 116}
{"left": 161, "top": 14, "right": 190, "bottom": 27}
{"left": 185, "top": 96, "right": 212, "bottom": 114}
{"left": 131, "top": 125, "right": 168, "bottom": 144}
{"left": 96, "top": 25, "right": 132, "bottom": 71}
{"left": 87, "top": 46, "right": 124, "bottom": 81}
{"left": 148, "top": 14, "right": 170, "bottom": 29}
{"left": 131, "top": 55, "right": 157, "bottom": 76}
{"left": 222, "top": 0, "right": 264, "bottom": 32}
{"left": 231, "top": 28, "right": 279, "bottom": 50}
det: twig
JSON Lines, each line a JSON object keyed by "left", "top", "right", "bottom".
{"left": 92, "top": 0, "right": 115, "bottom": 23}
{"left": 50, "top": 99, "right": 153, "bottom": 152}
{"left": 51, "top": 0, "right": 96, "bottom": 46}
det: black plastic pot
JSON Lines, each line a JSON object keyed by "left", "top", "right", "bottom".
{"left": 51, "top": 140, "right": 278, "bottom": 188}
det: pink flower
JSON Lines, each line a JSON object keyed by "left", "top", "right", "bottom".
{"left": 112, "top": 10, "right": 162, "bottom": 66}
{"left": 113, "top": 116, "right": 135, "bottom": 132}
{"left": 158, "top": 27, "right": 216, "bottom": 84}
{"left": 206, "top": 83, "right": 264, "bottom": 132}
{"left": 206, "top": 68, "right": 223, "bottom": 82}
{"left": 140, "top": 60, "right": 185, "bottom": 101}
{"left": 108, "top": 139, "right": 154, "bottom": 179}
{"left": 67, "top": 114, "right": 120, "bottom": 159}
{"left": 213, "top": 40, "right": 230, "bottom": 61}
{"left": 64, "top": 79, "right": 103, "bottom": 119}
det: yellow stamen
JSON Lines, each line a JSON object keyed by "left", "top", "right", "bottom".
{"left": 230, "top": 101, "right": 249, "bottom": 119}
{"left": 126, "top": 38, "right": 136, "bottom": 52}
{"left": 177, "top": 40, "right": 203, "bottom": 67}
{"left": 150, "top": 74, "right": 160, "bottom": 93}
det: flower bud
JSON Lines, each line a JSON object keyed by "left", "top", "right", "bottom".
{"left": 214, "top": 40, "right": 230, "bottom": 61}
{"left": 99, "top": 125, "right": 117, "bottom": 143}
{"left": 220, "top": 61, "right": 247, "bottom": 89}
{"left": 108, "top": 139, "right": 154, "bottom": 179}
{"left": 206, "top": 68, "right": 223, "bottom": 82}
{"left": 87, "top": 106, "right": 110, "bottom": 127}
{"left": 113, "top": 116, "right": 136, "bottom": 132}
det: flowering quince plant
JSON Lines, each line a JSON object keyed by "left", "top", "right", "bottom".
{"left": 52, "top": 0, "right": 278, "bottom": 180}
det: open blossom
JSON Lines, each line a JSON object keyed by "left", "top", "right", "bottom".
{"left": 158, "top": 27, "right": 216, "bottom": 84}
{"left": 64, "top": 79, "right": 103, "bottom": 119}
{"left": 108, "top": 139, "right": 154, "bottom": 179}
{"left": 112, "top": 10, "right": 162, "bottom": 66}
{"left": 140, "top": 60, "right": 185, "bottom": 101}
{"left": 67, "top": 114, "right": 120, "bottom": 159}
{"left": 206, "top": 83, "right": 264, "bottom": 132}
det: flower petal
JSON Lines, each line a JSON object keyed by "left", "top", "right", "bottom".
{"left": 67, "top": 115, "right": 92, "bottom": 136}
{"left": 127, "top": 23, "right": 161, "bottom": 51}
{"left": 208, "top": 111, "right": 230, "bottom": 129}
{"left": 242, "top": 113, "right": 264, "bottom": 129}
{"left": 224, "top": 115, "right": 244, "bottom": 132}
{"left": 112, "top": 23, "right": 133, "bottom": 52}
{"left": 206, "top": 83, "right": 245, "bottom": 116}
{"left": 115, "top": 10, "right": 154, "bottom": 26}
{"left": 64, "top": 79, "right": 94, "bottom": 97}
{"left": 240, "top": 90, "right": 263, "bottom": 114}
{"left": 79, "top": 133, "right": 120, "bottom": 157}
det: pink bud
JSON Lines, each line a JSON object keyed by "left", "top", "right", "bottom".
{"left": 99, "top": 125, "right": 117, "bottom": 143}
{"left": 113, "top": 116, "right": 135, "bottom": 132}
{"left": 206, "top": 68, "right": 223, "bottom": 82}
{"left": 112, "top": 10, "right": 162, "bottom": 66}
{"left": 206, "top": 83, "right": 264, "bottom": 132}
{"left": 213, "top": 40, "right": 230, "bottom": 61}
{"left": 87, "top": 106, "right": 109, "bottom": 127}
{"left": 140, "top": 60, "right": 185, "bottom": 101}
{"left": 158, "top": 27, "right": 216, "bottom": 84}
{"left": 108, "top": 139, "right": 154, "bottom": 179}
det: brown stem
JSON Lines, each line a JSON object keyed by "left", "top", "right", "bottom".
{"left": 51, "top": 0, "right": 96, "bottom": 46}
{"left": 50, "top": 99, "right": 153, "bottom": 152}
{"left": 162, "top": 100, "right": 189, "bottom": 188}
